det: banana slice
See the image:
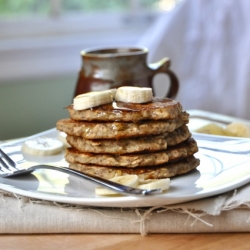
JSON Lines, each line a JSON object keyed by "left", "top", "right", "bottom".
{"left": 21, "top": 137, "right": 64, "bottom": 156}
{"left": 115, "top": 86, "right": 153, "bottom": 103}
{"left": 95, "top": 174, "right": 139, "bottom": 196}
{"left": 138, "top": 178, "right": 170, "bottom": 191}
{"left": 196, "top": 122, "right": 250, "bottom": 138}
{"left": 195, "top": 123, "right": 233, "bottom": 136}
{"left": 225, "top": 122, "right": 250, "bottom": 138}
{"left": 73, "top": 89, "right": 115, "bottom": 110}
{"left": 107, "top": 88, "right": 117, "bottom": 99}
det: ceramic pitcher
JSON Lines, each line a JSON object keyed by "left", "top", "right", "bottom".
{"left": 74, "top": 47, "right": 179, "bottom": 98}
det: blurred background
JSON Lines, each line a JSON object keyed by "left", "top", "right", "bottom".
{"left": 2, "top": 0, "right": 250, "bottom": 140}
{"left": 0, "top": 0, "right": 182, "bottom": 140}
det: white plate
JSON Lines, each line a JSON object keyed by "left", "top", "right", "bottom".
{"left": 1, "top": 128, "right": 250, "bottom": 207}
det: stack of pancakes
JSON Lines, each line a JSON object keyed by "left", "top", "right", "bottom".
{"left": 56, "top": 97, "right": 200, "bottom": 180}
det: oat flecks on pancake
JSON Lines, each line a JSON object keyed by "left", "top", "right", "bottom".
{"left": 65, "top": 125, "right": 191, "bottom": 154}
{"left": 65, "top": 138, "right": 198, "bottom": 168}
{"left": 57, "top": 94, "right": 200, "bottom": 180}
{"left": 68, "top": 97, "right": 183, "bottom": 122}
{"left": 69, "top": 156, "right": 200, "bottom": 180}
{"left": 56, "top": 112, "right": 189, "bottom": 139}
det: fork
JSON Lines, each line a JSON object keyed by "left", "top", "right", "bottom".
{"left": 0, "top": 148, "right": 162, "bottom": 196}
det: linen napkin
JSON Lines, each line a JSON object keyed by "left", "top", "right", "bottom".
{"left": 1, "top": 183, "right": 250, "bottom": 236}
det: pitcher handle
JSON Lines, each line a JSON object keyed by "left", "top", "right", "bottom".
{"left": 149, "top": 57, "right": 179, "bottom": 99}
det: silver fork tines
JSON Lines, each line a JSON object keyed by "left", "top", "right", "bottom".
{"left": 0, "top": 149, "right": 18, "bottom": 171}
{"left": 0, "top": 148, "right": 162, "bottom": 196}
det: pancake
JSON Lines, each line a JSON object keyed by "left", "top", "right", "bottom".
{"left": 66, "top": 125, "right": 191, "bottom": 154}
{"left": 65, "top": 138, "right": 198, "bottom": 168}
{"left": 56, "top": 112, "right": 189, "bottom": 139}
{"left": 69, "top": 156, "right": 200, "bottom": 180}
{"left": 58, "top": 91, "right": 200, "bottom": 180}
{"left": 68, "top": 97, "right": 183, "bottom": 122}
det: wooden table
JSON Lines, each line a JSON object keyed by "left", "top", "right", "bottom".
{"left": 0, "top": 233, "right": 250, "bottom": 250}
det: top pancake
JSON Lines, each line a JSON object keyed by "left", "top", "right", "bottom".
{"left": 68, "top": 97, "right": 183, "bottom": 122}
